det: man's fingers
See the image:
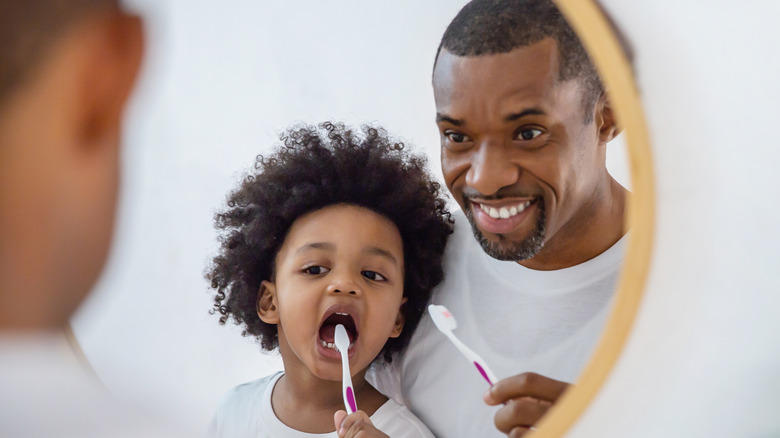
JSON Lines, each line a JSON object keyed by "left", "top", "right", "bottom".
{"left": 484, "top": 372, "right": 569, "bottom": 406}
{"left": 494, "top": 397, "right": 549, "bottom": 434}
{"left": 509, "top": 426, "right": 532, "bottom": 438}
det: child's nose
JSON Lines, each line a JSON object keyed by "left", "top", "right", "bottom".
{"left": 326, "top": 276, "right": 361, "bottom": 296}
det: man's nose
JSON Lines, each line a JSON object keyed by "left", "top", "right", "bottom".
{"left": 465, "top": 142, "right": 519, "bottom": 196}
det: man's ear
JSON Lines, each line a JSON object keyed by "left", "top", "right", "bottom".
{"left": 389, "top": 297, "right": 408, "bottom": 338}
{"left": 257, "top": 281, "right": 279, "bottom": 324}
{"left": 78, "top": 12, "right": 144, "bottom": 148}
{"left": 595, "top": 93, "right": 621, "bottom": 145}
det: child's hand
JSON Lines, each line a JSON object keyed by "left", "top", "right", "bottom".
{"left": 334, "top": 410, "right": 389, "bottom": 438}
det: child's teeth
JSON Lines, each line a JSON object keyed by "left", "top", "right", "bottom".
{"left": 321, "top": 339, "right": 355, "bottom": 351}
{"left": 321, "top": 340, "right": 338, "bottom": 350}
{"left": 499, "top": 207, "right": 510, "bottom": 218}
{"left": 509, "top": 206, "right": 518, "bottom": 215}
{"left": 488, "top": 207, "right": 500, "bottom": 218}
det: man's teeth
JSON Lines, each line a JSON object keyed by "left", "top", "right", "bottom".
{"left": 320, "top": 340, "right": 355, "bottom": 351}
{"left": 480, "top": 201, "right": 532, "bottom": 219}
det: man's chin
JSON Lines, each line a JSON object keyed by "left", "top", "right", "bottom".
{"left": 473, "top": 230, "right": 545, "bottom": 261}
{"left": 464, "top": 206, "right": 547, "bottom": 262}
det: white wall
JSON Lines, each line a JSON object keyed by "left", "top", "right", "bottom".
{"left": 73, "top": 1, "right": 473, "bottom": 433}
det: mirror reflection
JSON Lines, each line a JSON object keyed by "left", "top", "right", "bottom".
{"left": 0, "top": 0, "right": 632, "bottom": 436}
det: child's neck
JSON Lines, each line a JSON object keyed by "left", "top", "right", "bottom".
{"left": 272, "top": 362, "right": 388, "bottom": 434}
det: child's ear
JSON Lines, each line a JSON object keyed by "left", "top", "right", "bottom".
{"left": 389, "top": 297, "right": 408, "bottom": 338}
{"left": 256, "top": 281, "right": 279, "bottom": 324}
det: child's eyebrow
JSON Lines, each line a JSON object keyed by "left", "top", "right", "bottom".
{"left": 295, "top": 242, "right": 399, "bottom": 266}
{"left": 364, "top": 247, "right": 400, "bottom": 266}
{"left": 295, "top": 242, "right": 334, "bottom": 255}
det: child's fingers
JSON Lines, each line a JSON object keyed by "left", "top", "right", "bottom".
{"left": 337, "top": 411, "right": 388, "bottom": 438}
{"left": 333, "top": 410, "right": 348, "bottom": 435}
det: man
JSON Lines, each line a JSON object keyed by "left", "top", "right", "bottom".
{"left": 370, "top": 0, "right": 627, "bottom": 436}
{"left": 0, "top": 1, "right": 180, "bottom": 435}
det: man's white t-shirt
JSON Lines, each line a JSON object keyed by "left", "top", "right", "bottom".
{"left": 213, "top": 371, "right": 434, "bottom": 438}
{"left": 369, "top": 211, "right": 625, "bottom": 438}
{"left": 0, "top": 331, "right": 185, "bottom": 438}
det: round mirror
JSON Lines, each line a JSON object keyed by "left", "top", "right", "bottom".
{"left": 71, "top": 1, "right": 651, "bottom": 436}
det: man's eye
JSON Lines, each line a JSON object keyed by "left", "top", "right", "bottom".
{"left": 361, "top": 271, "right": 386, "bottom": 281}
{"left": 304, "top": 266, "right": 330, "bottom": 275}
{"left": 445, "top": 131, "right": 471, "bottom": 143}
{"left": 516, "top": 128, "right": 543, "bottom": 141}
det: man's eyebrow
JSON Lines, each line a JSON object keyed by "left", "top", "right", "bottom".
{"left": 364, "top": 246, "right": 399, "bottom": 266}
{"left": 504, "top": 108, "right": 546, "bottom": 122}
{"left": 295, "top": 242, "right": 334, "bottom": 255}
{"left": 436, "top": 113, "right": 463, "bottom": 126}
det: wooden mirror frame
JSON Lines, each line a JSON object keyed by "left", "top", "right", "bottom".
{"left": 531, "top": 1, "right": 655, "bottom": 436}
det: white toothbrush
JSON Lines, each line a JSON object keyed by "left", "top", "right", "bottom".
{"left": 334, "top": 324, "right": 357, "bottom": 414}
{"left": 428, "top": 304, "right": 498, "bottom": 385}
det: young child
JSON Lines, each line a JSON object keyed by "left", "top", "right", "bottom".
{"left": 207, "top": 122, "right": 452, "bottom": 437}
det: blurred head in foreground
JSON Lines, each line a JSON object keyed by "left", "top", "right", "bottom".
{"left": 0, "top": 0, "right": 144, "bottom": 330}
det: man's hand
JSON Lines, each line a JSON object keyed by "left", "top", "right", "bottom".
{"left": 333, "top": 410, "right": 389, "bottom": 438}
{"left": 483, "top": 372, "right": 570, "bottom": 437}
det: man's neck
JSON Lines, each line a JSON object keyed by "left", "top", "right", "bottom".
{"left": 520, "top": 178, "right": 628, "bottom": 271}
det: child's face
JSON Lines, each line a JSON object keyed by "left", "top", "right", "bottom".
{"left": 258, "top": 204, "right": 406, "bottom": 381}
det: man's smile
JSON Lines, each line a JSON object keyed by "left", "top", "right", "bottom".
{"left": 474, "top": 199, "right": 534, "bottom": 219}
{"left": 469, "top": 198, "right": 539, "bottom": 235}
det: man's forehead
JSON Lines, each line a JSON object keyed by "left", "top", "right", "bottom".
{"left": 432, "top": 40, "right": 564, "bottom": 114}
{"left": 433, "top": 39, "right": 561, "bottom": 89}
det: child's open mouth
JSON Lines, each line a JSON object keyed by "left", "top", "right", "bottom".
{"left": 318, "top": 306, "right": 358, "bottom": 353}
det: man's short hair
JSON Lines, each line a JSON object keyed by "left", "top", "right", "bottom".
{"left": 436, "top": 0, "right": 603, "bottom": 121}
{"left": 0, "top": 0, "right": 117, "bottom": 105}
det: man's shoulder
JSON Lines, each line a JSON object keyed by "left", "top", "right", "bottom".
{"left": 371, "top": 398, "right": 436, "bottom": 438}
{"left": 439, "top": 209, "right": 521, "bottom": 284}
{"left": 443, "top": 209, "right": 482, "bottom": 257}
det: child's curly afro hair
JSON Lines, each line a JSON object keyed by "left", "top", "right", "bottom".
{"left": 206, "top": 122, "right": 453, "bottom": 363}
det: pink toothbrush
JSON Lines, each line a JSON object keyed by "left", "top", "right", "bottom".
{"left": 334, "top": 324, "right": 357, "bottom": 414}
{"left": 428, "top": 304, "right": 498, "bottom": 385}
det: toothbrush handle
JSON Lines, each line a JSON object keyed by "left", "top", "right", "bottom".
{"left": 341, "top": 356, "right": 357, "bottom": 414}
{"left": 473, "top": 361, "right": 496, "bottom": 386}
{"left": 447, "top": 333, "right": 499, "bottom": 385}
{"left": 344, "top": 384, "right": 357, "bottom": 414}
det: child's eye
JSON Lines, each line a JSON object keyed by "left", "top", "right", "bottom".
{"left": 361, "top": 271, "right": 386, "bottom": 281}
{"left": 304, "top": 266, "right": 330, "bottom": 275}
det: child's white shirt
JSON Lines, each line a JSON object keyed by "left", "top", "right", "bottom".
{"left": 212, "top": 371, "right": 435, "bottom": 438}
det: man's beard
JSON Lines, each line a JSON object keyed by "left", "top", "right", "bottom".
{"left": 464, "top": 198, "right": 547, "bottom": 261}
